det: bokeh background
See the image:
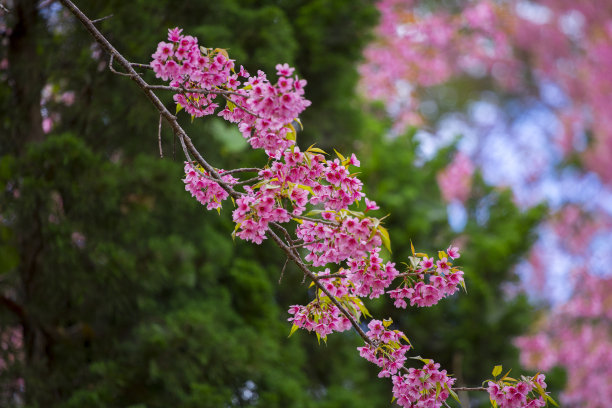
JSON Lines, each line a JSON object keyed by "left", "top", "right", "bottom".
{"left": 1, "top": 0, "right": 611, "bottom": 407}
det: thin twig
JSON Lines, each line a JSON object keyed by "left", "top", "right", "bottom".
{"left": 146, "top": 84, "right": 244, "bottom": 97}
{"left": 130, "top": 62, "right": 152, "bottom": 70}
{"left": 234, "top": 176, "right": 260, "bottom": 187}
{"left": 270, "top": 222, "right": 298, "bottom": 252}
{"left": 0, "top": 3, "right": 10, "bottom": 13}
{"left": 221, "top": 94, "right": 259, "bottom": 117}
{"left": 223, "top": 167, "right": 261, "bottom": 174}
{"left": 292, "top": 214, "right": 338, "bottom": 225}
{"left": 279, "top": 258, "right": 289, "bottom": 284}
{"left": 92, "top": 14, "right": 113, "bottom": 23}
{"left": 289, "top": 237, "right": 325, "bottom": 249}
{"left": 314, "top": 272, "right": 347, "bottom": 280}
{"left": 109, "top": 54, "right": 134, "bottom": 77}
{"left": 396, "top": 271, "right": 435, "bottom": 278}
{"left": 453, "top": 387, "right": 487, "bottom": 392}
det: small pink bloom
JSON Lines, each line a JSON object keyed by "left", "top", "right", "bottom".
{"left": 168, "top": 27, "right": 183, "bottom": 42}
{"left": 446, "top": 245, "right": 460, "bottom": 259}
{"left": 275, "top": 63, "right": 295, "bottom": 77}
{"left": 421, "top": 257, "right": 434, "bottom": 269}
{"left": 436, "top": 258, "right": 450, "bottom": 274}
{"left": 365, "top": 198, "right": 379, "bottom": 212}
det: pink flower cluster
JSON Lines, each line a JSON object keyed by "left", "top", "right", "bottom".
{"left": 230, "top": 147, "right": 367, "bottom": 246}
{"left": 347, "top": 248, "right": 399, "bottom": 298}
{"left": 391, "top": 361, "right": 456, "bottom": 408}
{"left": 152, "top": 28, "right": 311, "bottom": 158}
{"left": 183, "top": 162, "right": 237, "bottom": 210}
{"left": 229, "top": 68, "right": 311, "bottom": 158}
{"left": 287, "top": 290, "right": 359, "bottom": 340}
{"left": 297, "top": 216, "right": 381, "bottom": 266}
{"left": 287, "top": 303, "right": 353, "bottom": 339}
{"left": 357, "top": 319, "right": 411, "bottom": 378}
{"left": 388, "top": 247, "right": 464, "bottom": 308}
{"left": 487, "top": 374, "right": 548, "bottom": 408}
{"left": 232, "top": 189, "right": 292, "bottom": 244}
{"left": 150, "top": 29, "right": 474, "bottom": 408}
{"left": 151, "top": 29, "right": 231, "bottom": 116}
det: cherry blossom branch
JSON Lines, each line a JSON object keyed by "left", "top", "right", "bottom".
{"left": 58, "top": 2, "right": 547, "bottom": 405}
{"left": 58, "top": 0, "right": 371, "bottom": 346}
{"left": 145, "top": 84, "right": 244, "bottom": 97}
{"left": 265, "top": 228, "right": 372, "bottom": 344}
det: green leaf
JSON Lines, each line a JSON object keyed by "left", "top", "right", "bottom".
{"left": 346, "top": 209, "right": 365, "bottom": 218}
{"left": 288, "top": 324, "right": 300, "bottom": 338}
{"left": 306, "top": 145, "right": 327, "bottom": 155}
{"left": 175, "top": 103, "right": 184, "bottom": 114}
{"left": 448, "top": 388, "right": 461, "bottom": 405}
{"left": 297, "top": 184, "right": 314, "bottom": 194}
{"left": 492, "top": 365, "right": 503, "bottom": 377}
{"left": 286, "top": 124, "right": 296, "bottom": 142}
{"left": 333, "top": 149, "right": 346, "bottom": 162}
{"left": 546, "top": 394, "right": 559, "bottom": 407}
{"left": 409, "top": 356, "right": 430, "bottom": 364}
{"left": 305, "top": 209, "right": 324, "bottom": 216}
{"left": 459, "top": 278, "right": 467, "bottom": 293}
{"left": 410, "top": 240, "right": 415, "bottom": 256}
{"left": 378, "top": 226, "right": 392, "bottom": 254}
{"left": 355, "top": 299, "right": 372, "bottom": 318}
{"left": 231, "top": 222, "right": 242, "bottom": 242}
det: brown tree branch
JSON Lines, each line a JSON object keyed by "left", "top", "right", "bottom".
{"left": 58, "top": 0, "right": 370, "bottom": 345}
{"left": 58, "top": 0, "right": 492, "bottom": 396}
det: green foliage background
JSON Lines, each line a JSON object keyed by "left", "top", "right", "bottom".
{"left": 0, "top": 1, "right": 543, "bottom": 407}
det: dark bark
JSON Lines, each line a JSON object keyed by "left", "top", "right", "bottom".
{"left": 5, "top": 1, "right": 50, "bottom": 404}
{"left": 7, "top": 0, "right": 46, "bottom": 152}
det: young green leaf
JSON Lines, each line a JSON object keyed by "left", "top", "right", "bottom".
{"left": 378, "top": 226, "right": 392, "bottom": 253}
{"left": 288, "top": 324, "right": 300, "bottom": 338}
{"left": 492, "top": 365, "right": 503, "bottom": 377}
